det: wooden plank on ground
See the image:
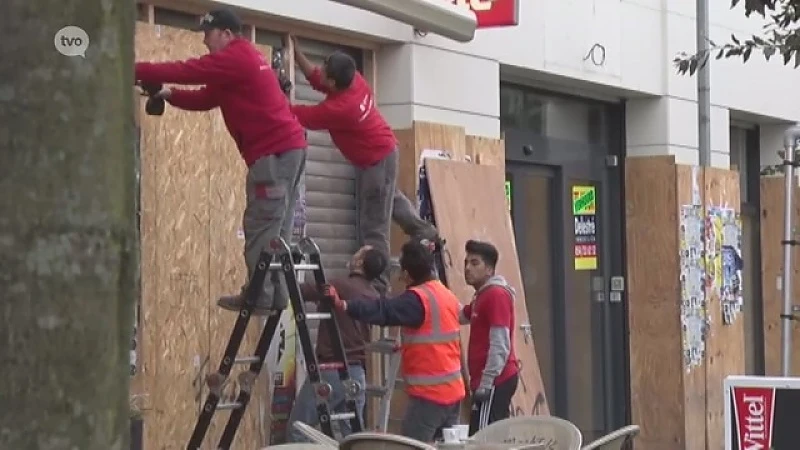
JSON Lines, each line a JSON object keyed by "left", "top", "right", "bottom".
{"left": 425, "top": 158, "right": 550, "bottom": 417}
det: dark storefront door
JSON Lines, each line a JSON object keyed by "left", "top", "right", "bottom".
{"left": 504, "top": 130, "right": 628, "bottom": 443}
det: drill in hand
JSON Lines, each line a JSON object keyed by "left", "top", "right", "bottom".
{"left": 137, "top": 81, "right": 165, "bottom": 116}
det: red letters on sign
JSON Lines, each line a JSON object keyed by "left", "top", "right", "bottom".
{"left": 451, "top": 0, "right": 520, "bottom": 28}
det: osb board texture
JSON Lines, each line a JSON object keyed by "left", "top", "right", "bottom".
{"left": 625, "top": 157, "right": 745, "bottom": 450}
{"left": 624, "top": 156, "right": 688, "bottom": 450}
{"left": 703, "top": 167, "right": 744, "bottom": 450}
{"left": 135, "top": 22, "right": 271, "bottom": 449}
{"left": 425, "top": 158, "right": 549, "bottom": 417}
{"left": 760, "top": 177, "right": 800, "bottom": 376}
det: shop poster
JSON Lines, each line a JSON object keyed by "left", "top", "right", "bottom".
{"left": 706, "top": 206, "right": 744, "bottom": 325}
{"left": 680, "top": 204, "right": 708, "bottom": 371}
{"left": 572, "top": 186, "right": 598, "bottom": 271}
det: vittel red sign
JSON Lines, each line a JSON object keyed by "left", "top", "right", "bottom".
{"left": 732, "top": 386, "right": 775, "bottom": 450}
{"left": 451, "top": 0, "right": 520, "bottom": 28}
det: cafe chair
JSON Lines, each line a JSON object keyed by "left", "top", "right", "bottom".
{"left": 470, "top": 416, "right": 582, "bottom": 450}
{"left": 580, "top": 425, "right": 640, "bottom": 450}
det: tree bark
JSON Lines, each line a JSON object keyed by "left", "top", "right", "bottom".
{"left": 0, "top": 1, "right": 136, "bottom": 449}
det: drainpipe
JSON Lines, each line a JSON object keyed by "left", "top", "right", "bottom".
{"left": 697, "top": 0, "right": 711, "bottom": 167}
{"left": 781, "top": 125, "right": 800, "bottom": 376}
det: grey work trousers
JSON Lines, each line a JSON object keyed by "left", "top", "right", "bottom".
{"left": 401, "top": 395, "right": 461, "bottom": 443}
{"left": 242, "top": 148, "right": 306, "bottom": 309}
{"left": 355, "top": 148, "right": 435, "bottom": 292}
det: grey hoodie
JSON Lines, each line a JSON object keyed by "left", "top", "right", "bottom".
{"left": 459, "top": 275, "right": 515, "bottom": 391}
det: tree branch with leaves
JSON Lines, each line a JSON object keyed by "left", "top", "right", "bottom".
{"left": 675, "top": 0, "right": 800, "bottom": 75}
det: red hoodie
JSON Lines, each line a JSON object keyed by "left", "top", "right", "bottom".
{"left": 291, "top": 68, "right": 396, "bottom": 168}
{"left": 135, "top": 38, "right": 307, "bottom": 167}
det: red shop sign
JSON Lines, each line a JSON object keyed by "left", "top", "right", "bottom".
{"left": 452, "top": 0, "right": 520, "bottom": 28}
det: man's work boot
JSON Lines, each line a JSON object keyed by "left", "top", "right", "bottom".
{"left": 217, "top": 294, "right": 272, "bottom": 316}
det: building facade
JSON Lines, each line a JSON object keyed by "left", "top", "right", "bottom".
{"left": 136, "top": 0, "right": 800, "bottom": 445}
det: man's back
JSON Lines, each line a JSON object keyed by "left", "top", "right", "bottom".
{"left": 208, "top": 39, "right": 306, "bottom": 164}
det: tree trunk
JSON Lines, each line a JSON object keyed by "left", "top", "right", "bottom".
{"left": 0, "top": 1, "right": 136, "bottom": 449}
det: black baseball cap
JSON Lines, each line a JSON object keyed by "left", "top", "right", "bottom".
{"left": 193, "top": 8, "right": 243, "bottom": 33}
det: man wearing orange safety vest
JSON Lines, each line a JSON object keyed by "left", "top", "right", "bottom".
{"left": 323, "top": 240, "right": 466, "bottom": 443}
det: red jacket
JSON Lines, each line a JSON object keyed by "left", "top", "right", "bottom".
{"left": 135, "top": 38, "right": 307, "bottom": 167}
{"left": 291, "top": 68, "right": 396, "bottom": 168}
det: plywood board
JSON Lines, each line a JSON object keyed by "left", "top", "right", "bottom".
{"left": 760, "top": 176, "right": 800, "bottom": 376}
{"left": 136, "top": 21, "right": 213, "bottom": 449}
{"left": 136, "top": 22, "right": 270, "bottom": 449}
{"left": 466, "top": 135, "right": 505, "bottom": 171}
{"left": 625, "top": 156, "right": 697, "bottom": 450}
{"left": 425, "top": 158, "right": 549, "bottom": 417}
{"left": 703, "top": 168, "right": 745, "bottom": 450}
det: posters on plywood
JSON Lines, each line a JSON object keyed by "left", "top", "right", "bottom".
{"left": 679, "top": 204, "right": 708, "bottom": 371}
{"left": 706, "top": 206, "right": 744, "bottom": 326}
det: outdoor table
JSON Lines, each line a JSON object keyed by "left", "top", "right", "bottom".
{"left": 435, "top": 442, "right": 547, "bottom": 450}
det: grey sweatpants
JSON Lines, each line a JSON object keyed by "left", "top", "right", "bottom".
{"left": 355, "top": 148, "right": 435, "bottom": 292}
{"left": 242, "top": 148, "right": 306, "bottom": 309}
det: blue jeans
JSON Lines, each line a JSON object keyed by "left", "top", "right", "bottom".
{"left": 287, "top": 366, "right": 367, "bottom": 443}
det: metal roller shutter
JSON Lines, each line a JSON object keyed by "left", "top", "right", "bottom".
{"left": 294, "top": 40, "right": 364, "bottom": 280}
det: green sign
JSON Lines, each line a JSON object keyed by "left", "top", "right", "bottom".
{"left": 572, "top": 186, "right": 596, "bottom": 215}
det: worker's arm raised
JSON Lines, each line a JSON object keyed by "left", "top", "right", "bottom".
{"left": 290, "top": 35, "right": 331, "bottom": 94}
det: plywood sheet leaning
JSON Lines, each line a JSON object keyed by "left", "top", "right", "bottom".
{"left": 760, "top": 176, "right": 800, "bottom": 376}
{"left": 136, "top": 22, "right": 212, "bottom": 449}
{"left": 425, "top": 158, "right": 550, "bottom": 417}
{"left": 703, "top": 168, "right": 744, "bottom": 450}
{"left": 204, "top": 41, "right": 273, "bottom": 448}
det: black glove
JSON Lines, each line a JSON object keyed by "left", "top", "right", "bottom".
{"left": 473, "top": 387, "right": 491, "bottom": 403}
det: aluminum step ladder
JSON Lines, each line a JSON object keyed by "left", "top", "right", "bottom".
{"left": 186, "top": 236, "right": 363, "bottom": 450}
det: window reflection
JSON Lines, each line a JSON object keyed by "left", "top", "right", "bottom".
{"left": 500, "top": 85, "right": 609, "bottom": 145}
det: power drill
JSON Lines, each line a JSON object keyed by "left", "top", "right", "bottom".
{"left": 138, "top": 81, "right": 165, "bottom": 116}
{"left": 272, "top": 48, "right": 292, "bottom": 96}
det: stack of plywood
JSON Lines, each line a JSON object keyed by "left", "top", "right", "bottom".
{"left": 133, "top": 22, "right": 269, "bottom": 449}
{"left": 379, "top": 122, "right": 549, "bottom": 433}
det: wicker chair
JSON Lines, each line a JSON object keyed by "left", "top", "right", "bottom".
{"left": 290, "top": 421, "right": 339, "bottom": 448}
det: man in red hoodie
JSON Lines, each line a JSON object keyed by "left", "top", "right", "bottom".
{"left": 135, "top": 9, "right": 308, "bottom": 315}
{"left": 460, "top": 239, "right": 520, "bottom": 435}
{"left": 288, "top": 36, "right": 439, "bottom": 293}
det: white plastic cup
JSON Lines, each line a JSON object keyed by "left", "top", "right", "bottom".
{"left": 454, "top": 424, "right": 469, "bottom": 441}
{"left": 442, "top": 427, "right": 460, "bottom": 443}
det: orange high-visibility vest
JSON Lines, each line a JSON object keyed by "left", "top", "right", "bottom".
{"left": 401, "top": 280, "right": 466, "bottom": 405}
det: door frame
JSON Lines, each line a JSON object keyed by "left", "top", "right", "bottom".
{"left": 502, "top": 100, "right": 629, "bottom": 434}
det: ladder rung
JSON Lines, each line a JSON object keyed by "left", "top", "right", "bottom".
{"left": 330, "top": 412, "right": 356, "bottom": 421}
{"left": 234, "top": 356, "right": 261, "bottom": 364}
{"left": 269, "top": 262, "right": 319, "bottom": 271}
{"left": 366, "top": 338, "right": 400, "bottom": 354}
{"left": 365, "top": 385, "right": 389, "bottom": 396}
{"left": 217, "top": 402, "right": 242, "bottom": 411}
{"left": 305, "top": 312, "right": 332, "bottom": 320}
